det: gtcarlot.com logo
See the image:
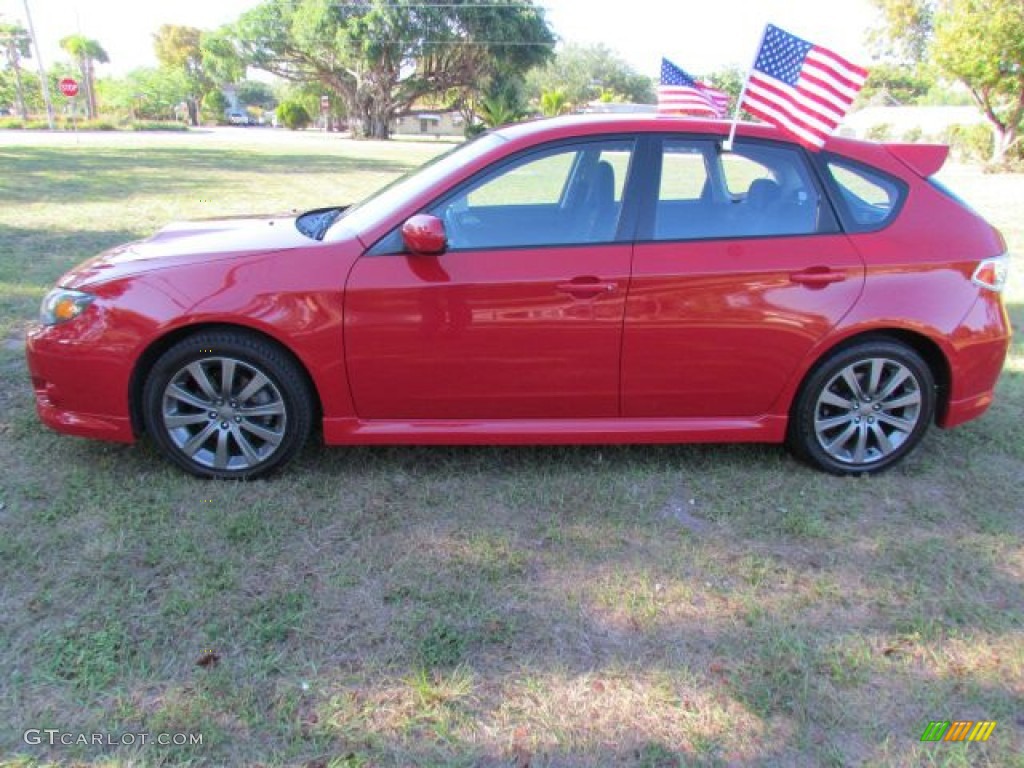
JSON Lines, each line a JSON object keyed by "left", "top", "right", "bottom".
{"left": 24, "top": 729, "right": 204, "bottom": 747}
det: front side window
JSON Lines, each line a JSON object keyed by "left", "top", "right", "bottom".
{"left": 431, "top": 139, "right": 635, "bottom": 250}
{"left": 653, "top": 139, "right": 825, "bottom": 241}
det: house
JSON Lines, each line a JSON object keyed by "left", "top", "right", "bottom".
{"left": 840, "top": 105, "right": 987, "bottom": 141}
{"left": 392, "top": 109, "right": 465, "bottom": 138}
{"left": 580, "top": 101, "right": 657, "bottom": 114}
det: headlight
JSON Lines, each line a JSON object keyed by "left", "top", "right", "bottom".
{"left": 40, "top": 288, "right": 96, "bottom": 326}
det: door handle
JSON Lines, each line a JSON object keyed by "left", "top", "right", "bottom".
{"left": 557, "top": 277, "right": 617, "bottom": 298}
{"left": 790, "top": 267, "right": 846, "bottom": 287}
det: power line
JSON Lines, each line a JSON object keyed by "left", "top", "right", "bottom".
{"left": 338, "top": 40, "right": 556, "bottom": 44}
{"left": 273, "top": 3, "right": 555, "bottom": 7}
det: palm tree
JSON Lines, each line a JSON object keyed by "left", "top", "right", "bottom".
{"left": 540, "top": 89, "right": 569, "bottom": 117}
{"left": 0, "top": 21, "right": 31, "bottom": 118}
{"left": 59, "top": 34, "right": 108, "bottom": 119}
{"left": 475, "top": 78, "right": 528, "bottom": 128}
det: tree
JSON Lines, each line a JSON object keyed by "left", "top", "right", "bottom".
{"left": 230, "top": 0, "right": 554, "bottom": 139}
{"left": 59, "top": 34, "right": 108, "bottom": 119}
{"left": 933, "top": 0, "right": 1024, "bottom": 163}
{"left": 0, "top": 67, "right": 38, "bottom": 117}
{"left": 201, "top": 26, "right": 245, "bottom": 87}
{"left": 525, "top": 43, "right": 654, "bottom": 110}
{"left": 201, "top": 89, "right": 229, "bottom": 124}
{"left": 153, "top": 25, "right": 246, "bottom": 126}
{"left": 153, "top": 25, "right": 211, "bottom": 125}
{"left": 276, "top": 99, "right": 311, "bottom": 129}
{"left": 475, "top": 74, "right": 528, "bottom": 128}
{"left": 870, "top": 0, "right": 1024, "bottom": 164}
{"left": 0, "top": 19, "right": 31, "bottom": 118}
{"left": 857, "top": 62, "right": 935, "bottom": 105}
{"left": 236, "top": 79, "right": 276, "bottom": 110}
{"left": 97, "top": 67, "right": 189, "bottom": 120}
{"left": 868, "top": 0, "right": 934, "bottom": 66}
{"left": 153, "top": 25, "right": 204, "bottom": 125}
{"left": 539, "top": 89, "right": 568, "bottom": 117}
{"left": 707, "top": 67, "right": 744, "bottom": 106}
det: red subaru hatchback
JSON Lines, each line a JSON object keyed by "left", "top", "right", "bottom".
{"left": 26, "top": 115, "right": 1011, "bottom": 478}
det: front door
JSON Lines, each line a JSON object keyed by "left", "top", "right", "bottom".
{"left": 345, "top": 138, "right": 637, "bottom": 420}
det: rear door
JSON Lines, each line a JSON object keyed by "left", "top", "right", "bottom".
{"left": 622, "top": 136, "right": 865, "bottom": 418}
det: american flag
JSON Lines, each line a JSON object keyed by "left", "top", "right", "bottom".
{"left": 740, "top": 24, "right": 868, "bottom": 148}
{"left": 658, "top": 58, "right": 729, "bottom": 118}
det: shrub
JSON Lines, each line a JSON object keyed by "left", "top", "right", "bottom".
{"left": 866, "top": 123, "right": 893, "bottom": 142}
{"left": 127, "top": 120, "right": 188, "bottom": 132}
{"left": 943, "top": 124, "right": 994, "bottom": 164}
{"left": 276, "top": 100, "right": 312, "bottom": 130}
{"left": 901, "top": 126, "right": 923, "bottom": 143}
{"left": 75, "top": 119, "right": 117, "bottom": 131}
{"left": 200, "top": 90, "right": 231, "bottom": 125}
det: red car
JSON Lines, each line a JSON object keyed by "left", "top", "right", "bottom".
{"left": 26, "top": 115, "right": 1011, "bottom": 479}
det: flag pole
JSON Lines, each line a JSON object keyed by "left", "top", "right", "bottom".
{"left": 723, "top": 24, "right": 769, "bottom": 153}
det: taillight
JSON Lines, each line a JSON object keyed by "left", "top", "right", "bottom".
{"left": 971, "top": 255, "right": 1009, "bottom": 293}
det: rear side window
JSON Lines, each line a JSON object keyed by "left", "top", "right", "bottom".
{"left": 824, "top": 158, "right": 905, "bottom": 232}
{"left": 652, "top": 139, "right": 826, "bottom": 241}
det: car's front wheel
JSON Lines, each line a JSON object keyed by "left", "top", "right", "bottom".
{"left": 788, "top": 340, "right": 936, "bottom": 474}
{"left": 143, "top": 330, "right": 312, "bottom": 479}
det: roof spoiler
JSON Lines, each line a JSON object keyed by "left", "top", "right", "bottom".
{"left": 884, "top": 143, "right": 950, "bottom": 177}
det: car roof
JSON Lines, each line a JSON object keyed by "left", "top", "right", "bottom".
{"left": 489, "top": 113, "right": 894, "bottom": 168}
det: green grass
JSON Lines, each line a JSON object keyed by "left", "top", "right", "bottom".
{"left": 0, "top": 131, "right": 1021, "bottom": 767}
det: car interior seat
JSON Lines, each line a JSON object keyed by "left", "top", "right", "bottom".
{"left": 745, "top": 178, "right": 785, "bottom": 235}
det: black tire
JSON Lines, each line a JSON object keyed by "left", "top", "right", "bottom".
{"left": 788, "top": 339, "right": 936, "bottom": 475}
{"left": 142, "top": 330, "right": 313, "bottom": 479}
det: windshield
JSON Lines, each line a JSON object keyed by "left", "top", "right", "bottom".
{"left": 329, "top": 132, "right": 506, "bottom": 237}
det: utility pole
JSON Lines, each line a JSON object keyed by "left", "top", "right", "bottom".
{"left": 21, "top": 0, "right": 54, "bottom": 129}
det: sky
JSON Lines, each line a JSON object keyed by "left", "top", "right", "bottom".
{"left": 0, "top": 0, "right": 880, "bottom": 81}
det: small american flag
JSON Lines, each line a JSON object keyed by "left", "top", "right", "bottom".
{"left": 658, "top": 58, "right": 729, "bottom": 118}
{"left": 741, "top": 24, "right": 868, "bottom": 148}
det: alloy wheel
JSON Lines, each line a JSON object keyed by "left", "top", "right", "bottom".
{"left": 812, "top": 356, "right": 923, "bottom": 467}
{"left": 160, "top": 355, "right": 288, "bottom": 472}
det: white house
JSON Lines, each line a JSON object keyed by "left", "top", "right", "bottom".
{"left": 840, "top": 105, "right": 987, "bottom": 140}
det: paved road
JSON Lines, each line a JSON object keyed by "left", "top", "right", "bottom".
{"left": 0, "top": 125, "right": 459, "bottom": 150}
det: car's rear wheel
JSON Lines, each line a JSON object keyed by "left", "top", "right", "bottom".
{"left": 143, "top": 330, "right": 312, "bottom": 479}
{"left": 788, "top": 340, "right": 935, "bottom": 474}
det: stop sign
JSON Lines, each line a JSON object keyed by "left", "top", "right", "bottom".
{"left": 59, "top": 78, "right": 79, "bottom": 98}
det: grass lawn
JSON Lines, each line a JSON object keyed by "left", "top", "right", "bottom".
{"left": 0, "top": 129, "right": 1021, "bottom": 767}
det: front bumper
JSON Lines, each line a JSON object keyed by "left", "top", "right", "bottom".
{"left": 25, "top": 323, "right": 136, "bottom": 444}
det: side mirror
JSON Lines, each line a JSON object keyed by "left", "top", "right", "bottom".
{"left": 401, "top": 214, "right": 447, "bottom": 255}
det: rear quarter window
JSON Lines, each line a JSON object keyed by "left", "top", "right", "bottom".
{"left": 823, "top": 157, "right": 906, "bottom": 232}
